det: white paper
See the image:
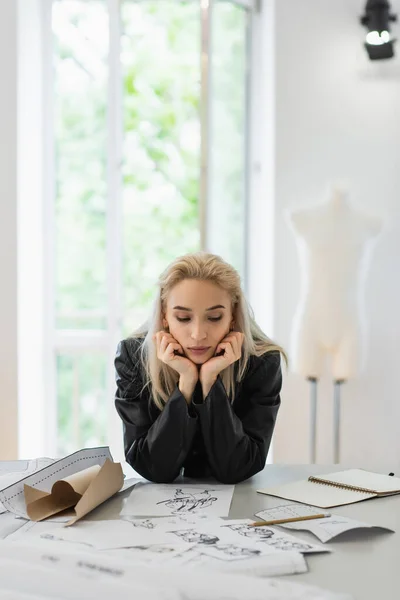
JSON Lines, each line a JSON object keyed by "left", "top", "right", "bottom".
{"left": 255, "top": 503, "right": 394, "bottom": 543}
{"left": 193, "top": 518, "right": 331, "bottom": 555}
{"left": 0, "top": 591, "right": 50, "bottom": 600}
{"left": 171, "top": 544, "right": 308, "bottom": 576}
{"left": 0, "top": 552, "right": 173, "bottom": 600}
{"left": 0, "top": 458, "right": 55, "bottom": 514}
{"left": 5, "top": 519, "right": 92, "bottom": 554}
{"left": 275, "top": 515, "right": 394, "bottom": 543}
{"left": 0, "top": 447, "right": 113, "bottom": 518}
{"left": 103, "top": 541, "right": 307, "bottom": 577}
{"left": 121, "top": 481, "right": 234, "bottom": 517}
{"left": 35, "top": 515, "right": 222, "bottom": 550}
{"left": 119, "top": 477, "right": 141, "bottom": 493}
{"left": 103, "top": 543, "right": 198, "bottom": 566}
{"left": 0, "top": 458, "right": 53, "bottom": 475}
{"left": 0, "top": 541, "right": 353, "bottom": 600}
{"left": 0, "top": 512, "right": 28, "bottom": 540}
{"left": 255, "top": 503, "right": 330, "bottom": 523}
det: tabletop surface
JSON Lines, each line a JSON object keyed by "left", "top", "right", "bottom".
{"left": 92, "top": 463, "right": 400, "bottom": 600}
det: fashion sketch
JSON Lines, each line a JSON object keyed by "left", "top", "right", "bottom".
{"left": 156, "top": 489, "right": 218, "bottom": 513}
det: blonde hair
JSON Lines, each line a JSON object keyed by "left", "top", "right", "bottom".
{"left": 132, "top": 252, "right": 287, "bottom": 411}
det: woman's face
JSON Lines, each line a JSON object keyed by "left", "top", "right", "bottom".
{"left": 164, "top": 279, "right": 233, "bottom": 365}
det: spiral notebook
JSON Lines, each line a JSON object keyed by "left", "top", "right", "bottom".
{"left": 257, "top": 469, "right": 400, "bottom": 508}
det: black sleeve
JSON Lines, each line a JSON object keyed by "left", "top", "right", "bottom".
{"left": 114, "top": 338, "right": 198, "bottom": 483}
{"left": 193, "top": 352, "right": 282, "bottom": 484}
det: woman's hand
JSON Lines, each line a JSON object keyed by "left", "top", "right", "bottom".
{"left": 153, "top": 331, "right": 198, "bottom": 403}
{"left": 199, "top": 332, "right": 244, "bottom": 398}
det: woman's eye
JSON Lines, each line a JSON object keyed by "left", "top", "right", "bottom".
{"left": 175, "top": 316, "right": 222, "bottom": 323}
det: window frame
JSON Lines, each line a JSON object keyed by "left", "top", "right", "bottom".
{"left": 38, "top": 0, "right": 263, "bottom": 459}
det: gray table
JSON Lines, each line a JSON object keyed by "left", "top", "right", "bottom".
{"left": 93, "top": 464, "right": 400, "bottom": 600}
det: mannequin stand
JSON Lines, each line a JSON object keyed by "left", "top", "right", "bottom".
{"left": 307, "top": 377, "right": 318, "bottom": 464}
{"left": 307, "top": 377, "right": 346, "bottom": 464}
{"left": 333, "top": 379, "right": 345, "bottom": 464}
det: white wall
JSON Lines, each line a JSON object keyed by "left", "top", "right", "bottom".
{"left": 272, "top": 0, "right": 400, "bottom": 469}
{"left": 0, "top": 4, "right": 18, "bottom": 459}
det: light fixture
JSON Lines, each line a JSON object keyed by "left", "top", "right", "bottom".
{"left": 360, "top": 0, "right": 397, "bottom": 60}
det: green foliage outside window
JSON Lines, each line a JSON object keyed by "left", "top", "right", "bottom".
{"left": 53, "top": 0, "right": 248, "bottom": 455}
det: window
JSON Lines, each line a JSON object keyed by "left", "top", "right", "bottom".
{"left": 45, "top": 0, "right": 256, "bottom": 458}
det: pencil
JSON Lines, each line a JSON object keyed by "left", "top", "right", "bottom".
{"left": 251, "top": 513, "right": 328, "bottom": 527}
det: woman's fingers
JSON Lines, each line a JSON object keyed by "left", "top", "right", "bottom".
{"left": 218, "top": 332, "right": 243, "bottom": 360}
{"left": 159, "top": 335, "right": 169, "bottom": 356}
{"left": 165, "top": 342, "right": 182, "bottom": 359}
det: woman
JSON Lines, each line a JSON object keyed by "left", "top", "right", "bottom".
{"left": 115, "top": 252, "right": 286, "bottom": 484}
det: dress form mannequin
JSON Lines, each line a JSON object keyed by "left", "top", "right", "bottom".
{"left": 287, "top": 185, "right": 382, "bottom": 463}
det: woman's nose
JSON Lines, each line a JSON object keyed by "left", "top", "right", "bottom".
{"left": 190, "top": 323, "right": 207, "bottom": 340}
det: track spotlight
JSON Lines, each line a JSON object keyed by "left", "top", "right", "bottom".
{"left": 360, "top": 0, "right": 397, "bottom": 60}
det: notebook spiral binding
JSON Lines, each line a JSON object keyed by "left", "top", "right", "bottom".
{"left": 308, "top": 476, "right": 373, "bottom": 495}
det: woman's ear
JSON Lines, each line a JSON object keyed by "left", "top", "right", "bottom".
{"left": 163, "top": 319, "right": 169, "bottom": 331}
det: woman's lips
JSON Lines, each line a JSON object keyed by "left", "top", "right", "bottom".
{"left": 187, "top": 347, "right": 211, "bottom": 355}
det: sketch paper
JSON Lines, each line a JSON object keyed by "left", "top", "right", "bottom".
{"left": 35, "top": 516, "right": 221, "bottom": 550}
{"left": 255, "top": 504, "right": 394, "bottom": 542}
{"left": 4, "top": 520, "right": 92, "bottom": 555}
{"left": 0, "top": 447, "right": 114, "bottom": 519}
{"left": 121, "top": 481, "right": 234, "bottom": 517}
{"left": 110, "top": 541, "right": 308, "bottom": 577}
{"left": 274, "top": 515, "right": 394, "bottom": 543}
{"left": 255, "top": 503, "right": 330, "bottom": 523}
{"left": 172, "top": 544, "right": 308, "bottom": 577}
{"left": 103, "top": 543, "right": 198, "bottom": 567}
{"left": 0, "top": 541, "right": 353, "bottom": 600}
{"left": 192, "top": 519, "right": 331, "bottom": 555}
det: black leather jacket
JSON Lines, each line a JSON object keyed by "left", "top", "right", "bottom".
{"left": 114, "top": 337, "right": 282, "bottom": 484}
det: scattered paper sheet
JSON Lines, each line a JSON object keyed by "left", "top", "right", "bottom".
{"left": 255, "top": 504, "right": 394, "bottom": 543}
{"left": 10, "top": 517, "right": 305, "bottom": 579}
{"left": 194, "top": 519, "right": 331, "bottom": 555}
{"left": 255, "top": 503, "right": 330, "bottom": 523}
{"left": 0, "top": 591, "right": 52, "bottom": 600}
{"left": 168, "top": 544, "right": 308, "bottom": 577}
{"left": 4, "top": 519, "right": 93, "bottom": 554}
{"left": 0, "top": 458, "right": 54, "bottom": 483}
{"left": 104, "top": 543, "right": 198, "bottom": 565}
{"left": 0, "top": 541, "right": 353, "bottom": 600}
{"left": 0, "top": 458, "right": 55, "bottom": 514}
{"left": 40, "top": 516, "right": 329, "bottom": 555}
{"left": 0, "top": 512, "right": 27, "bottom": 540}
{"left": 106, "top": 541, "right": 307, "bottom": 577}
{"left": 29, "top": 515, "right": 221, "bottom": 550}
{"left": 0, "top": 447, "right": 114, "bottom": 519}
{"left": 0, "top": 550, "right": 174, "bottom": 600}
{"left": 274, "top": 515, "right": 393, "bottom": 543}
{"left": 121, "top": 481, "right": 234, "bottom": 517}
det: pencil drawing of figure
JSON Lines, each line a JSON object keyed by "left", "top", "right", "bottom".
{"left": 131, "top": 519, "right": 156, "bottom": 529}
{"left": 211, "top": 544, "right": 262, "bottom": 558}
{"left": 223, "top": 523, "right": 313, "bottom": 551}
{"left": 223, "top": 523, "right": 274, "bottom": 541}
{"left": 156, "top": 489, "right": 218, "bottom": 513}
{"left": 169, "top": 528, "right": 219, "bottom": 545}
{"left": 267, "top": 538, "right": 314, "bottom": 552}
